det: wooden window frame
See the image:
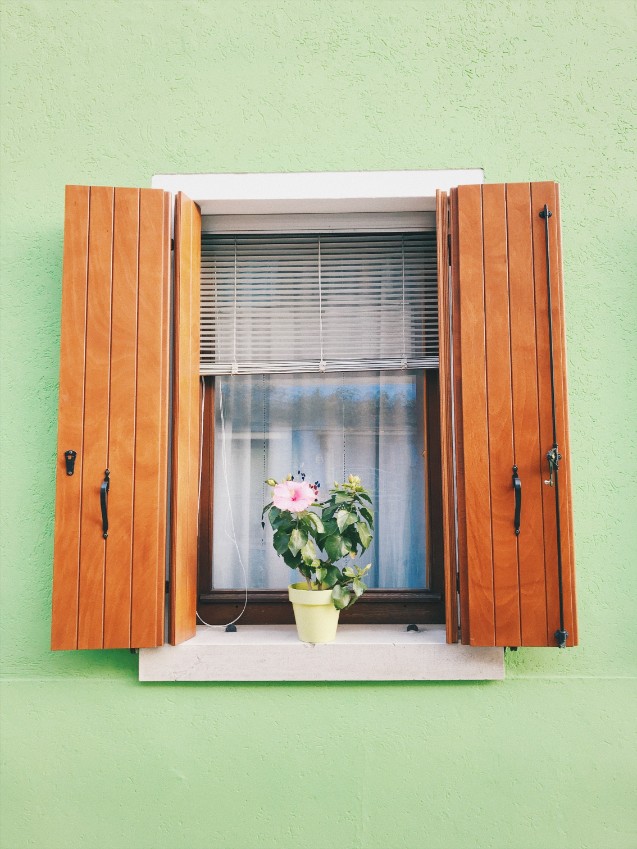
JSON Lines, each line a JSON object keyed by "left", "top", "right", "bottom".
{"left": 152, "top": 170, "right": 484, "bottom": 632}
{"left": 196, "top": 370, "right": 445, "bottom": 625}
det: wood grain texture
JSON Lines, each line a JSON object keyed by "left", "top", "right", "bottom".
{"left": 506, "top": 183, "right": 547, "bottom": 645}
{"left": 103, "top": 188, "right": 138, "bottom": 648}
{"left": 170, "top": 192, "right": 201, "bottom": 645}
{"left": 53, "top": 185, "right": 169, "bottom": 651}
{"left": 449, "top": 181, "right": 577, "bottom": 647}
{"left": 450, "top": 188, "right": 471, "bottom": 644}
{"left": 51, "top": 186, "right": 90, "bottom": 650}
{"left": 77, "top": 186, "right": 113, "bottom": 649}
{"left": 482, "top": 183, "right": 520, "bottom": 647}
{"left": 456, "top": 185, "right": 495, "bottom": 646}
{"left": 130, "top": 189, "right": 170, "bottom": 648}
{"left": 436, "top": 190, "right": 458, "bottom": 644}
{"left": 156, "top": 192, "right": 171, "bottom": 645}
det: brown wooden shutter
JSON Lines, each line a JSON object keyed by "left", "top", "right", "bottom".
{"left": 438, "top": 182, "right": 578, "bottom": 648}
{"left": 52, "top": 185, "right": 170, "bottom": 649}
{"left": 169, "top": 193, "right": 201, "bottom": 645}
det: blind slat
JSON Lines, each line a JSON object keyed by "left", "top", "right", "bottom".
{"left": 201, "top": 231, "right": 438, "bottom": 375}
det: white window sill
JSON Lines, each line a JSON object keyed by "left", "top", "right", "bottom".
{"left": 139, "top": 625, "right": 504, "bottom": 682}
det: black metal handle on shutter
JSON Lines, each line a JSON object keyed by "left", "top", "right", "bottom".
{"left": 512, "top": 466, "right": 521, "bottom": 535}
{"left": 100, "top": 469, "right": 110, "bottom": 539}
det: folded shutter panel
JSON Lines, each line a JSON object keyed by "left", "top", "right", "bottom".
{"left": 51, "top": 185, "right": 170, "bottom": 650}
{"left": 436, "top": 190, "right": 458, "bottom": 644}
{"left": 169, "top": 192, "right": 201, "bottom": 645}
{"left": 439, "top": 182, "right": 577, "bottom": 647}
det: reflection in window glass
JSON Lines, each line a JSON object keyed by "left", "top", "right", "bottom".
{"left": 212, "top": 371, "right": 427, "bottom": 590}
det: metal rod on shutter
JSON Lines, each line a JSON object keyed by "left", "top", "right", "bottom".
{"left": 539, "top": 204, "right": 568, "bottom": 648}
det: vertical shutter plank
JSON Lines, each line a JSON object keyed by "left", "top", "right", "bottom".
{"left": 170, "top": 193, "right": 201, "bottom": 645}
{"left": 156, "top": 192, "right": 172, "bottom": 645}
{"left": 52, "top": 186, "right": 90, "bottom": 650}
{"left": 456, "top": 185, "right": 495, "bottom": 646}
{"left": 103, "top": 188, "right": 139, "bottom": 648}
{"left": 77, "top": 186, "right": 113, "bottom": 649}
{"left": 482, "top": 184, "right": 520, "bottom": 646}
{"left": 450, "top": 188, "right": 470, "bottom": 642}
{"left": 506, "top": 183, "right": 548, "bottom": 645}
{"left": 130, "top": 189, "right": 170, "bottom": 648}
{"left": 531, "top": 182, "right": 576, "bottom": 646}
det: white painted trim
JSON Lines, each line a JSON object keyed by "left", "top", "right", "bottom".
{"left": 201, "top": 211, "right": 436, "bottom": 234}
{"left": 139, "top": 625, "right": 504, "bottom": 682}
{"left": 152, "top": 169, "right": 483, "bottom": 215}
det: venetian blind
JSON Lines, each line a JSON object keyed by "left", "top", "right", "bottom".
{"left": 200, "top": 231, "right": 438, "bottom": 375}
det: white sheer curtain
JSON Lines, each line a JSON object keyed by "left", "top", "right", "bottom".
{"left": 212, "top": 370, "right": 427, "bottom": 590}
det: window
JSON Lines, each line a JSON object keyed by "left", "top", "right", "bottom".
{"left": 52, "top": 171, "right": 577, "bottom": 669}
{"left": 195, "top": 223, "right": 444, "bottom": 625}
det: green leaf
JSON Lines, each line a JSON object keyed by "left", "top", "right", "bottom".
{"left": 300, "top": 540, "right": 315, "bottom": 565}
{"left": 305, "top": 512, "right": 325, "bottom": 534}
{"left": 352, "top": 578, "right": 366, "bottom": 598}
{"left": 325, "top": 533, "right": 347, "bottom": 562}
{"left": 334, "top": 493, "right": 351, "bottom": 504}
{"left": 282, "top": 549, "right": 299, "bottom": 569}
{"left": 357, "top": 492, "right": 373, "bottom": 504}
{"left": 273, "top": 531, "right": 290, "bottom": 555}
{"left": 342, "top": 566, "right": 355, "bottom": 578}
{"left": 315, "top": 567, "right": 327, "bottom": 585}
{"left": 356, "top": 521, "right": 372, "bottom": 551}
{"left": 288, "top": 528, "right": 307, "bottom": 556}
{"left": 331, "top": 584, "right": 352, "bottom": 610}
{"left": 359, "top": 506, "right": 374, "bottom": 527}
{"left": 321, "top": 565, "right": 340, "bottom": 588}
{"left": 335, "top": 509, "right": 352, "bottom": 533}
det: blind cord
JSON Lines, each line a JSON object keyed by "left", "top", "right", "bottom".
{"left": 318, "top": 235, "right": 326, "bottom": 372}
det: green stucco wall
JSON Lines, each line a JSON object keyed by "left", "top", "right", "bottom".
{"left": 1, "top": 2, "right": 636, "bottom": 847}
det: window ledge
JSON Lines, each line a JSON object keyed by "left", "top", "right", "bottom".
{"left": 139, "top": 625, "right": 504, "bottom": 681}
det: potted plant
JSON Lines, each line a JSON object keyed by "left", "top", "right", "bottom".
{"left": 262, "top": 473, "right": 374, "bottom": 643}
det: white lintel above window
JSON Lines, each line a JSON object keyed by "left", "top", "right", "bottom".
{"left": 151, "top": 168, "right": 484, "bottom": 215}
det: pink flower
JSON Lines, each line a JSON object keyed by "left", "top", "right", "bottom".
{"left": 272, "top": 480, "right": 316, "bottom": 513}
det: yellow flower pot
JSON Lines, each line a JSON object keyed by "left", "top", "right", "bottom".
{"left": 288, "top": 583, "right": 340, "bottom": 644}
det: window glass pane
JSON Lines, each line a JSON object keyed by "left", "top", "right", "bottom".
{"left": 212, "top": 371, "right": 427, "bottom": 590}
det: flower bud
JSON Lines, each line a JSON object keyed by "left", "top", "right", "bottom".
{"left": 265, "top": 478, "right": 277, "bottom": 487}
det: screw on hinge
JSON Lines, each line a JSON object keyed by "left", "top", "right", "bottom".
{"left": 164, "top": 580, "right": 170, "bottom": 595}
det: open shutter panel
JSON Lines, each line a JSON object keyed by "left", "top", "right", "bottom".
{"left": 51, "top": 185, "right": 170, "bottom": 650}
{"left": 169, "top": 193, "right": 201, "bottom": 645}
{"left": 438, "top": 182, "right": 577, "bottom": 648}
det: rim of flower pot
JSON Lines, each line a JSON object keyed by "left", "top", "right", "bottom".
{"left": 288, "top": 583, "right": 336, "bottom": 606}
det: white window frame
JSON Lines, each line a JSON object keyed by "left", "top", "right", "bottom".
{"left": 140, "top": 169, "right": 504, "bottom": 682}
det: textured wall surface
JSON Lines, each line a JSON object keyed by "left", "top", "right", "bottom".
{"left": 1, "top": 1, "right": 636, "bottom": 848}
